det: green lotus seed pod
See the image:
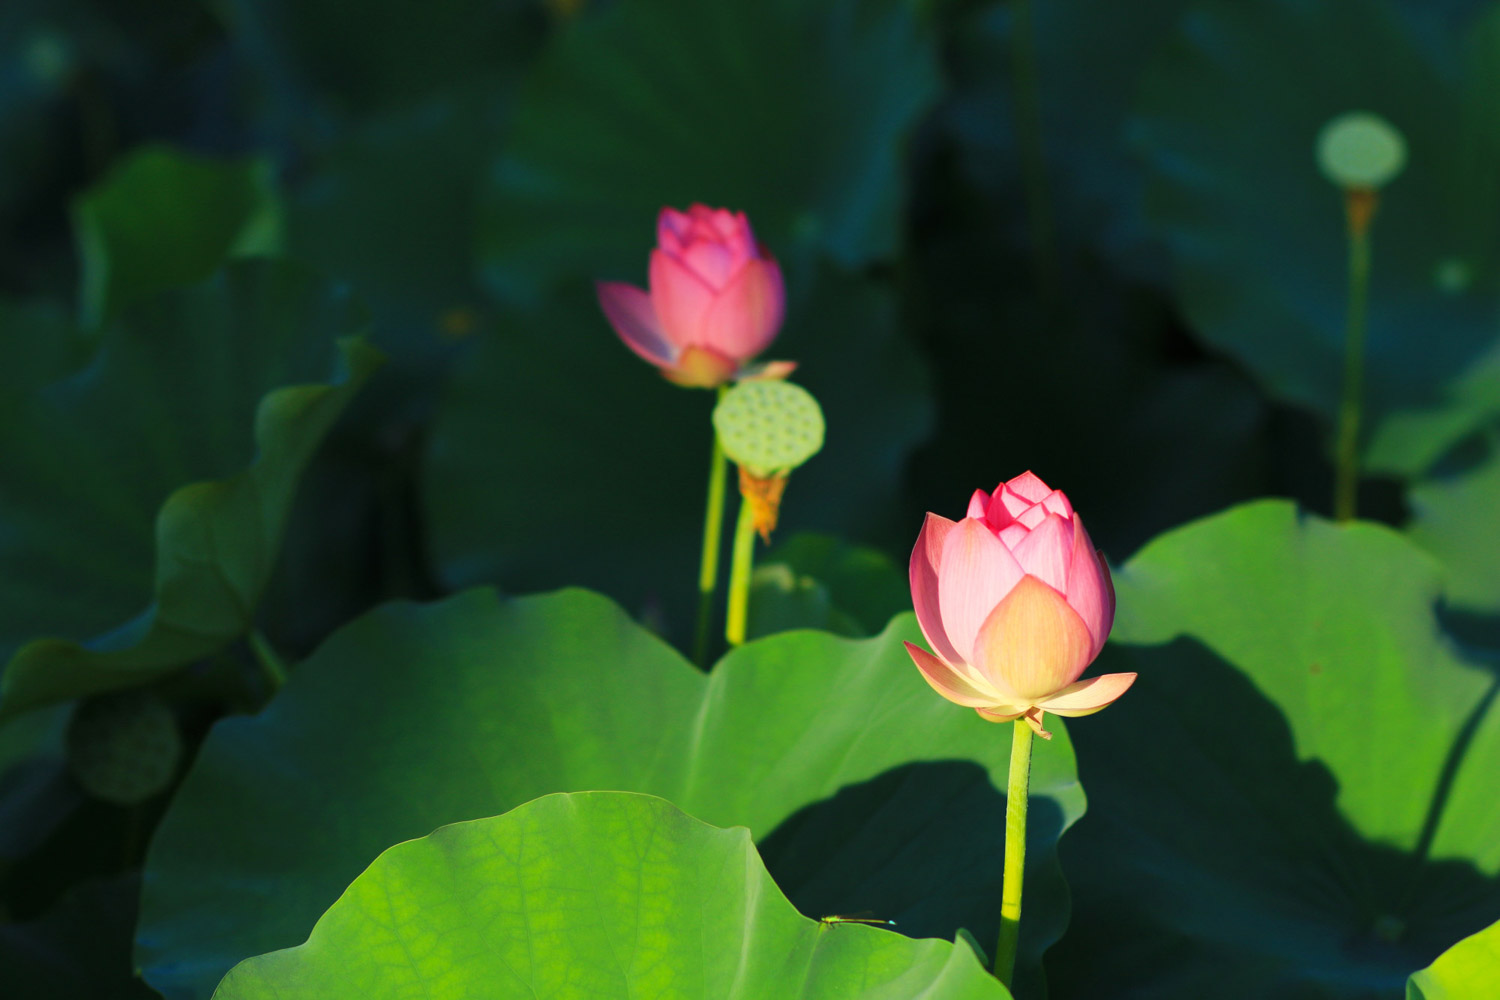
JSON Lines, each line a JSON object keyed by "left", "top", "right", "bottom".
{"left": 1316, "top": 111, "right": 1407, "bottom": 189}
{"left": 66, "top": 690, "right": 182, "bottom": 806}
{"left": 24, "top": 31, "right": 73, "bottom": 86}
{"left": 1433, "top": 257, "right": 1473, "bottom": 294}
{"left": 713, "top": 379, "right": 825, "bottom": 477}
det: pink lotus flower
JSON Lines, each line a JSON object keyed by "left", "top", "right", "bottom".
{"left": 906, "top": 471, "right": 1135, "bottom": 739}
{"left": 596, "top": 204, "right": 792, "bottom": 388}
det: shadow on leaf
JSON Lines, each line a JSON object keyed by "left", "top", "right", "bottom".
{"left": 760, "top": 759, "right": 1066, "bottom": 1000}
{"left": 1049, "top": 638, "right": 1500, "bottom": 1000}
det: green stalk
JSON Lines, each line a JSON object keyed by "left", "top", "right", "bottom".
{"left": 1334, "top": 192, "right": 1374, "bottom": 522}
{"left": 1011, "top": 0, "right": 1058, "bottom": 303}
{"left": 724, "top": 497, "right": 757, "bottom": 647}
{"left": 248, "top": 628, "right": 287, "bottom": 691}
{"left": 994, "top": 718, "right": 1034, "bottom": 987}
{"left": 692, "top": 385, "right": 731, "bottom": 666}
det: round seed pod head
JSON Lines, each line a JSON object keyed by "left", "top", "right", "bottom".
{"left": 1316, "top": 111, "right": 1407, "bottom": 190}
{"left": 66, "top": 690, "right": 182, "bottom": 806}
{"left": 713, "top": 379, "right": 825, "bottom": 478}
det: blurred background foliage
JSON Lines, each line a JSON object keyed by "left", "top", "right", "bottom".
{"left": 0, "top": 0, "right": 1497, "bottom": 996}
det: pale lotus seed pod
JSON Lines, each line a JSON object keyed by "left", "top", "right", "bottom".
{"left": 1316, "top": 111, "right": 1407, "bottom": 189}
{"left": 713, "top": 379, "right": 825, "bottom": 477}
{"left": 66, "top": 690, "right": 182, "bottom": 805}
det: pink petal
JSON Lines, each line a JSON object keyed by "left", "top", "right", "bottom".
{"left": 997, "top": 486, "right": 1031, "bottom": 518}
{"left": 1009, "top": 513, "right": 1072, "bottom": 592}
{"left": 686, "top": 205, "right": 730, "bottom": 242}
{"left": 595, "top": 281, "right": 675, "bottom": 367}
{"left": 998, "top": 523, "right": 1028, "bottom": 548}
{"left": 967, "top": 490, "right": 990, "bottom": 519}
{"left": 904, "top": 642, "right": 999, "bottom": 708}
{"left": 658, "top": 207, "right": 692, "bottom": 242}
{"left": 659, "top": 227, "right": 685, "bottom": 256}
{"left": 983, "top": 490, "right": 1016, "bottom": 529}
{"left": 1035, "top": 673, "right": 1136, "bottom": 717}
{"left": 937, "top": 518, "right": 1025, "bottom": 667}
{"left": 971, "top": 576, "right": 1095, "bottom": 700}
{"left": 1041, "top": 490, "right": 1073, "bottom": 517}
{"left": 1064, "top": 515, "right": 1114, "bottom": 656}
{"left": 909, "top": 512, "right": 963, "bottom": 665}
{"left": 1017, "top": 504, "right": 1047, "bottom": 529}
{"left": 682, "top": 240, "right": 738, "bottom": 290}
{"left": 707, "top": 206, "right": 739, "bottom": 239}
{"left": 725, "top": 213, "right": 756, "bottom": 257}
{"left": 698, "top": 257, "right": 785, "bottom": 360}
{"left": 650, "top": 249, "right": 717, "bottom": 345}
{"left": 1006, "top": 471, "right": 1052, "bottom": 502}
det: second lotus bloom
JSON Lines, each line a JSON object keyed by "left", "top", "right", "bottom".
{"left": 596, "top": 204, "right": 789, "bottom": 388}
{"left": 906, "top": 471, "right": 1135, "bottom": 738}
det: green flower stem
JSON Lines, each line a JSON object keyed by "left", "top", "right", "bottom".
{"left": 692, "top": 386, "right": 731, "bottom": 666}
{"left": 1334, "top": 191, "right": 1374, "bottom": 522}
{"left": 724, "top": 496, "right": 757, "bottom": 647}
{"left": 1011, "top": 0, "right": 1058, "bottom": 303}
{"left": 994, "top": 718, "right": 1034, "bottom": 987}
{"left": 248, "top": 628, "right": 287, "bottom": 691}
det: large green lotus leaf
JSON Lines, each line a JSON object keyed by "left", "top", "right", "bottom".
{"left": 422, "top": 269, "right": 932, "bottom": 641}
{"left": 1045, "top": 500, "right": 1500, "bottom": 999}
{"left": 1136, "top": 0, "right": 1500, "bottom": 476}
{"left": 479, "top": 0, "right": 939, "bottom": 302}
{"left": 1407, "top": 431, "right": 1500, "bottom": 613}
{"left": 1408, "top": 918, "right": 1500, "bottom": 1000}
{"left": 0, "top": 261, "right": 380, "bottom": 718}
{"left": 212, "top": 792, "right": 1009, "bottom": 1000}
{"left": 138, "top": 589, "right": 1084, "bottom": 999}
{"left": 73, "top": 145, "right": 282, "bottom": 330}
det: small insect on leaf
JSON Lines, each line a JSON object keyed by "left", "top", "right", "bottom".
{"left": 818, "top": 914, "right": 897, "bottom": 930}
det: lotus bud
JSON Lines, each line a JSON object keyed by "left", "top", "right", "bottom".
{"left": 905, "top": 471, "right": 1135, "bottom": 738}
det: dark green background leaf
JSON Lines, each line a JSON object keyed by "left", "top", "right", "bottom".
{"left": 1048, "top": 501, "right": 1500, "bottom": 999}
{"left": 0, "top": 874, "right": 155, "bottom": 999}
{"left": 942, "top": 0, "right": 1191, "bottom": 277}
{"left": 1136, "top": 0, "right": 1500, "bottom": 475}
{"left": 0, "top": 296, "right": 89, "bottom": 395}
{"left": 479, "top": 0, "right": 940, "bottom": 302}
{"left": 0, "top": 261, "right": 379, "bottom": 718}
{"left": 286, "top": 94, "right": 500, "bottom": 392}
{"left": 1407, "top": 431, "right": 1500, "bottom": 613}
{"left": 73, "top": 146, "right": 282, "bottom": 330}
{"left": 422, "top": 269, "right": 933, "bottom": 642}
{"left": 222, "top": 0, "right": 541, "bottom": 122}
{"left": 750, "top": 533, "right": 909, "bottom": 639}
